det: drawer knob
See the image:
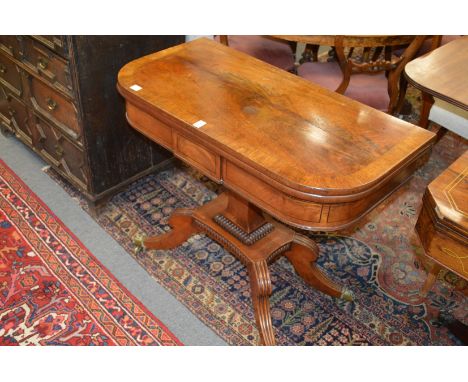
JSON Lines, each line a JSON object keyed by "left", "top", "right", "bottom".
{"left": 38, "top": 57, "right": 49, "bottom": 70}
{"left": 0, "top": 64, "right": 6, "bottom": 74}
{"left": 46, "top": 97, "right": 57, "bottom": 111}
{"left": 54, "top": 144, "right": 64, "bottom": 157}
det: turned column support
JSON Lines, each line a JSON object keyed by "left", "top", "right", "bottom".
{"left": 222, "top": 190, "right": 266, "bottom": 234}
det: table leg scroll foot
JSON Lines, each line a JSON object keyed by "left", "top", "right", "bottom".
{"left": 284, "top": 234, "right": 344, "bottom": 299}
{"left": 133, "top": 234, "right": 146, "bottom": 255}
{"left": 248, "top": 260, "right": 276, "bottom": 346}
{"left": 133, "top": 208, "right": 198, "bottom": 252}
{"left": 340, "top": 287, "right": 354, "bottom": 302}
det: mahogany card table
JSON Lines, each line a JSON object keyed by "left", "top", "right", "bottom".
{"left": 117, "top": 38, "right": 435, "bottom": 345}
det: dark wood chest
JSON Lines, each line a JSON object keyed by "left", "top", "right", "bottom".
{"left": 0, "top": 35, "right": 184, "bottom": 212}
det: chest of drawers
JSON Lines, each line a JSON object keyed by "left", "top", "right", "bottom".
{"left": 0, "top": 35, "right": 184, "bottom": 213}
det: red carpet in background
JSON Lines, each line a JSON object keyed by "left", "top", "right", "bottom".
{"left": 0, "top": 159, "right": 181, "bottom": 346}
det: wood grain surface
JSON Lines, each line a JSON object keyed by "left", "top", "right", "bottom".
{"left": 118, "top": 38, "right": 435, "bottom": 231}
{"left": 405, "top": 36, "right": 468, "bottom": 110}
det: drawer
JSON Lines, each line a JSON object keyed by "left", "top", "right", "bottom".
{"left": 0, "top": 53, "right": 23, "bottom": 98}
{"left": 126, "top": 102, "right": 173, "bottom": 149}
{"left": 31, "top": 35, "right": 68, "bottom": 58}
{"left": 29, "top": 76, "right": 81, "bottom": 142}
{"left": 9, "top": 95, "right": 33, "bottom": 146}
{"left": 0, "top": 36, "right": 24, "bottom": 59}
{"left": 174, "top": 133, "right": 221, "bottom": 181}
{"left": 23, "top": 38, "right": 73, "bottom": 97}
{"left": 0, "top": 87, "right": 13, "bottom": 135}
{"left": 35, "top": 116, "right": 88, "bottom": 189}
{"left": 223, "top": 160, "right": 323, "bottom": 226}
{"left": 0, "top": 89, "right": 35, "bottom": 147}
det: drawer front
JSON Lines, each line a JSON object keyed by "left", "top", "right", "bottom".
{"left": 35, "top": 116, "right": 88, "bottom": 189}
{"left": 0, "top": 89, "right": 35, "bottom": 147}
{"left": 223, "top": 160, "right": 323, "bottom": 226}
{"left": 126, "top": 102, "right": 173, "bottom": 149}
{"left": 29, "top": 76, "right": 81, "bottom": 141}
{"left": 174, "top": 133, "right": 221, "bottom": 181}
{"left": 23, "top": 38, "right": 73, "bottom": 97}
{"left": 0, "top": 35, "right": 24, "bottom": 59}
{"left": 0, "top": 53, "right": 23, "bottom": 98}
{"left": 31, "top": 35, "right": 68, "bottom": 58}
{"left": 0, "top": 87, "right": 13, "bottom": 134}
{"left": 9, "top": 95, "right": 33, "bottom": 146}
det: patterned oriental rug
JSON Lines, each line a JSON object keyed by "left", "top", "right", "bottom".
{"left": 45, "top": 128, "right": 468, "bottom": 346}
{"left": 0, "top": 160, "right": 181, "bottom": 346}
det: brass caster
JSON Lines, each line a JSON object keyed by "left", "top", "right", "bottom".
{"left": 133, "top": 235, "right": 146, "bottom": 254}
{"left": 340, "top": 288, "right": 354, "bottom": 302}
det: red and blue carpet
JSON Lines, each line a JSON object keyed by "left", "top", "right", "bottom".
{"left": 45, "top": 129, "right": 468, "bottom": 345}
{"left": 0, "top": 159, "right": 181, "bottom": 346}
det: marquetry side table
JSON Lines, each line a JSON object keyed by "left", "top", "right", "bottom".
{"left": 415, "top": 150, "right": 468, "bottom": 296}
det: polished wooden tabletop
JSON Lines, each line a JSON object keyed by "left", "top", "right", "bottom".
{"left": 405, "top": 36, "right": 468, "bottom": 111}
{"left": 118, "top": 38, "right": 434, "bottom": 198}
{"left": 428, "top": 150, "right": 467, "bottom": 236}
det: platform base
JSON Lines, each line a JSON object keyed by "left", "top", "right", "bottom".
{"left": 135, "top": 191, "right": 352, "bottom": 345}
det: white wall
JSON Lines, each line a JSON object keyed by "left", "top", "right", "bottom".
{"left": 185, "top": 35, "right": 214, "bottom": 42}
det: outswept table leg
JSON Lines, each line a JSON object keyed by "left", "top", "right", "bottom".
{"left": 284, "top": 234, "right": 353, "bottom": 301}
{"left": 420, "top": 262, "right": 442, "bottom": 297}
{"left": 134, "top": 208, "right": 199, "bottom": 251}
{"left": 248, "top": 260, "right": 276, "bottom": 346}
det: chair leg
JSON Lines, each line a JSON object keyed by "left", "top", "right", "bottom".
{"left": 393, "top": 76, "right": 409, "bottom": 115}
{"left": 300, "top": 44, "right": 319, "bottom": 64}
{"left": 287, "top": 41, "right": 298, "bottom": 61}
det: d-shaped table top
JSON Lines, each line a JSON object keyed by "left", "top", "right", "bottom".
{"left": 118, "top": 38, "right": 434, "bottom": 196}
{"left": 118, "top": 38, "right": 437, "bottom": 345}
{"left": 118, "top": 38, "right": 435, "bottom": 231}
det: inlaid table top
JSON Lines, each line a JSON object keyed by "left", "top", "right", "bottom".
{"left": 405, "top": 36, "right": 468, "bottom": 111}
{"left": 428, "top": 150, "right": 468, "bottom": 240}
{"left": 118, "top": 38, "right": 433, "bottom": 193}
{"left": 416, "top": 150, "right": 468, "bottom": 283}
{"left": 118, "top": 38, "right": 435, "bottom": 231}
